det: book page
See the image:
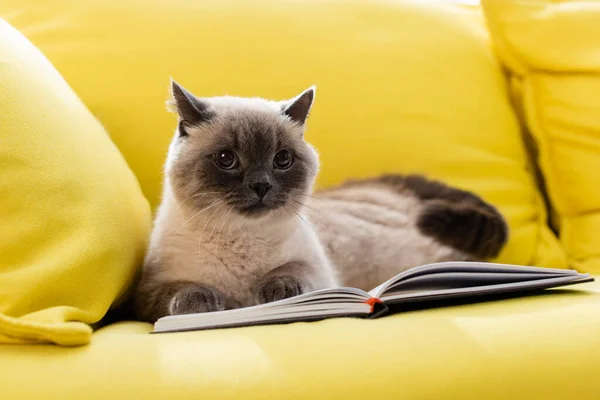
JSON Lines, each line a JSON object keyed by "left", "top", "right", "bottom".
{"left": 379, "top": 274, "right": 592, "bottom": 304}
{"left": 153, "top": 287, "right": 371, "bottom": 333}
{"left": 369, "top": 261, "right": 580, "bottom": 298}
{"left": 381, "top": 272, "right": 560, "bottom": 295}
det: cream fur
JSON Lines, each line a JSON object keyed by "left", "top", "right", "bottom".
{"left": 145, "top": 180, "right": 338, "bottom": 308}
{"left": 308, "top": 183, "right": 470, "bottom": 291}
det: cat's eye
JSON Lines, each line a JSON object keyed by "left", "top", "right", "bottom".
{"left": 273, "top": 149, "right": 294, "bottom": 170}
{"left": 214, "top": 150, "right": 238, "bottom": 170}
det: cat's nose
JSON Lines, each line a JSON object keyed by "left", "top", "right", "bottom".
{"left": 249, "top": 182, "right": 272, "bottom": 199}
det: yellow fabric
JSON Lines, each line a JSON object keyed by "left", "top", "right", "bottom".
{"left": 482, "top": 0, "right": 600, "bottom": 274}
{"left": 0, "top": 1, "right": 597, "bottom": 399}
{"left": 0, "top": 0, "right": 566, "bottom": 269}
{"left": 0, "top": 20, "right": 151, "bottom": 346}
{"left": 1, "top": 281, "right": 599, "bottom": 399}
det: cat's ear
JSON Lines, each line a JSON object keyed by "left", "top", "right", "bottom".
{"left": 168, "top": 79, "right": 213, "bottom": 125}
{"left": 282, "top": 86, "right": 315, "bottom": 125}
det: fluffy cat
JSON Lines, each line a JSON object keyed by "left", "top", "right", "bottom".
{"left": 133, "top": 81, "right": 508, "bottom": 322}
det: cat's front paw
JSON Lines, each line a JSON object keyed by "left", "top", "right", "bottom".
{"left": 169, "top": 284, "right": 225, "bottom": 315}
{"left": 258, "top": 276, "right": 305, "bottom": 304}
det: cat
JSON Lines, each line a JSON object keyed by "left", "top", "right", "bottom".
{"left": 133, "top": 81, "right": 508, "bottom": 322}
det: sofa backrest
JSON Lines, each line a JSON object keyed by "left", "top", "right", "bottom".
{"left": 0, "top": 0, "right": 567, "bottom": 268}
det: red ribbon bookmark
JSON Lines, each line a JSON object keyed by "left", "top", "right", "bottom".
{"left": 365, "top": 297, "right": 383, "bottom": 313}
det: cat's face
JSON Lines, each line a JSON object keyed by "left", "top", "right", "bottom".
{"left": 166, "top": 81, "right": 319, "bottom": 220}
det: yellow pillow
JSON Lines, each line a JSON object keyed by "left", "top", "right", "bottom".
{"left": 482, "top": 0, "right": 600, "bottom": 274}
{"left": 0, "top": 20, "right": 151, "bottom": 346}
{"left": 1, "top": 0, "right": 566, "bottom": 268}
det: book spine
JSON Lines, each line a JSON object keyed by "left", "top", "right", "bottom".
{"left": 365, "top": 298, "right": 389, "bottom": 319}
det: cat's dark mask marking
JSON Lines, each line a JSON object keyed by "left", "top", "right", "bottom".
{"left": 198, "top": 115, "right": 311, "bottom": 218}
{"left": 167, "top": 82, "right": 319, "bottom": 219}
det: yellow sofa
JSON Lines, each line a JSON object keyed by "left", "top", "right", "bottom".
{"left": 1, "top": 0, "right": 600, "bottom": 399}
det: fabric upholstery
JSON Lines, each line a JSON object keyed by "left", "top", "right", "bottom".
{"left": 0, "top": 20, "right": 151, "bottom": 346}
{"left": 482, "top": 0, "right": 600, "bottom": 274}
{"left": 0, "top": 0, "right": 567, "bottom": 269}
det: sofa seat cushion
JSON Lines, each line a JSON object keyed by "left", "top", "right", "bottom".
{"left": 1, "top": 282, "right": 599, "bottom": 399}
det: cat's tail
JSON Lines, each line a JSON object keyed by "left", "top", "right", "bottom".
{"left": 380, "top": 174, "right": 509, "bottom": 260}
{"left": 417, "top": 198, "right": 508, "bottom": 260}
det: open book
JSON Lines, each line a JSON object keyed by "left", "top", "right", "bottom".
{"left": 153, "top": 261, "right": 593, "bottom": 333}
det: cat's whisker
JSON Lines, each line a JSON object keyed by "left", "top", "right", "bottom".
{"left": 173, "top": 200, "right": 218, "bottom": 236}
{"left": 172, "top": 200, "right": 219, "bottom": 272}
{"left": 214, "top": 207, "right": 232, "bottom": 255}
{"left": 288, "top": 205, "right": 327, "bottom": 230}
{"left": 173, "top": 200, "right": 220, "bottom": 237}
{"left": 216, "top": 207, "right": 237, "bottom": 296}
{"left": 283, "top": 208, "right": 306, "bottom": 238}
{"left": 288, "top": 203, "right": 311, "bottom": 220}
{"left": 293, "top": 198, "right": 368, "bottom": 235}
{"left": 197, "top": 203, "right": 228, "bottom": 277}
{"left": 292, "top": 200, "right": 339, "bottom": 229}
{"left": 292, "top": 199, "right": 336, "bottom": 226}
{"left": 200, "top": 202, "right": 228, "bottom": 244}
{"left": 288, "top": 204, "right": 320, "bottom": 239}
{"left": 177, "top": 191, "right": 221, "bottom": 209}
{"left": 293, "top": 211, "right": 319, "bottom": 239}
{"left": 292, "top": 190, "right": 332, "bottom": 202}
{"left": 291, "top": 190, "right": 344, "bottom": 226}
{"left": 207, "top": 215, "right": 221, "bottom": 243}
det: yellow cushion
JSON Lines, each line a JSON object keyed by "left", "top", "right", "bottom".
{"left": 0, "top": 20, "right": 151, "bottom": 346}
{"left": 482, "top": 0, "right": 600, "bottom": 274}
{"left": 1, "top": 282, "right": 599, "bottom": 399}
{"left": 0, "top": 0, "right": 566, "bottom": 269}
